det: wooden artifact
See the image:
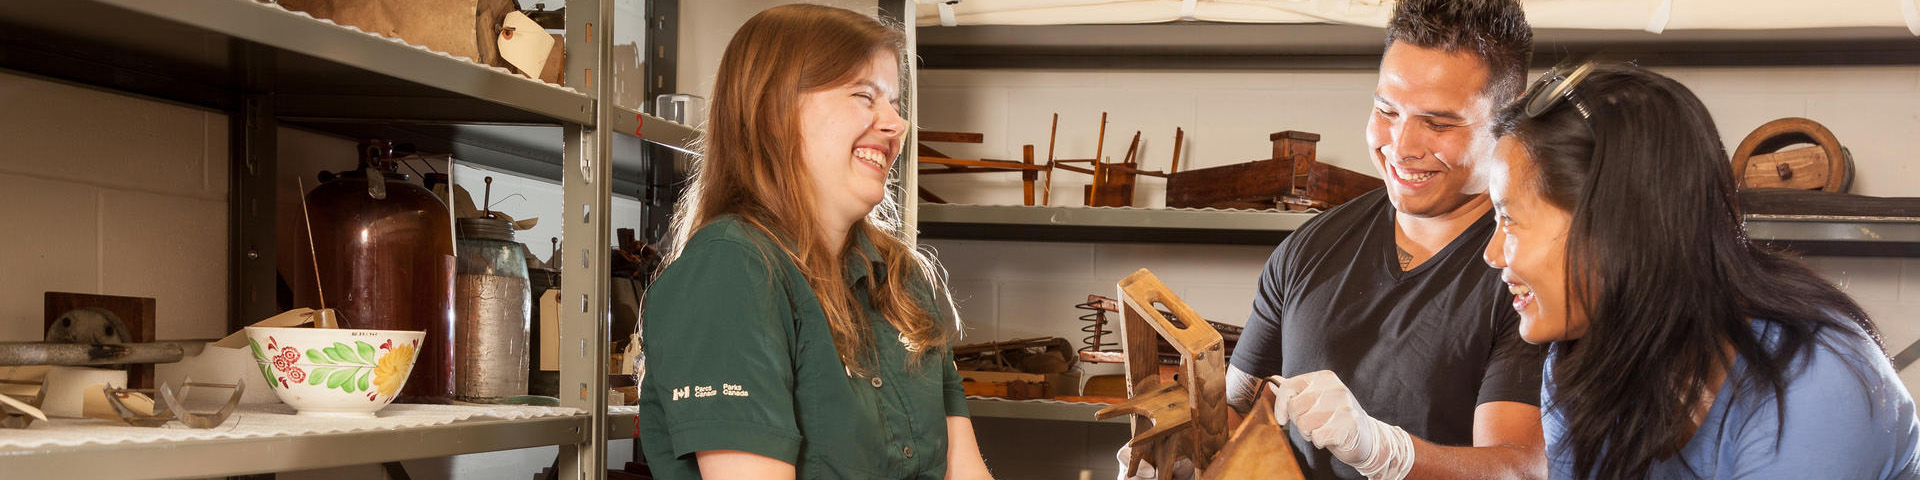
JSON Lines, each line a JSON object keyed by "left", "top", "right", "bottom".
{"left": 1095, "top": 270, "right": 1305, "bottom": 479}
{"left": 916, "top": 131, "right": 1049, "bottom": 205}
{"left": 43, "top": 292, "right": 156, "bottom": 388}
{"left": 1201, "top": 393, "right": 1306, "bottom": 480}
{"left": 954, "top": 337, "right": 1081, "bottom": 399}
{"left": 1730, "top": 117, "right": 1853, "bottom": 193}
{"left": 1729, "top": 118, "right": 1920, "bottom": 220}
{"left": 1167, "top": 131, "right": 1382, "bottom": 211}
{"left": 1045, "top": 114, "right": 1183, "bottom": 208}
{"left": 1077, "top": 294, "right": 1243, "bottom": 366}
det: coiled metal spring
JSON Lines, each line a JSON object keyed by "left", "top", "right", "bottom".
{"left": 1077, "top": 294, "right": 1119, "bottom": 353}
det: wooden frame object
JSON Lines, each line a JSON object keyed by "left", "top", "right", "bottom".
{"left": 917, "top": 131, "right": 1049, "bottom": 205}
{"left": 1730, "top": 117, "right": 1853, "bottom": 193}
{"left": 918, "top": 113, "right": 1187, "bottom": 208}
{"left": 1167, "top": 130, "right": 1381, "bottom": 211}
{"left": 1095, "top": 270, "right": 1303, "bottom": 479}
{"left": 1044, "top": 113, "right": 1181, "bottom": 208}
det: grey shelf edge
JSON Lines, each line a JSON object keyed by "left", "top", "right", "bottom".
{"left": 607, "top": 411, "right": 638, "bottom": 439}
{"left": 917, "top": 203, "right": 1318, "bottom": 245}
{"left": 1747, "top": 214, "right": 1920, "bottom": 257}
{"left": 97, "top": 0, "right": 594, "bottom": 125}
{"left": 921, "top": 205, "right": 1920, "bottom": 256}
{"left": 0, "top": 414, "right": 589, "bottom": 480}
{"left": 612, "top": 107, "right": 702, "bottom": 155}
{"left": 966, "top": 398, "right": 1125, "bottom": 424}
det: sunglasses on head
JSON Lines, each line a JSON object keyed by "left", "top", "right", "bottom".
{"left": 1519, "top": 59, "right": 1598, "bottom": 122}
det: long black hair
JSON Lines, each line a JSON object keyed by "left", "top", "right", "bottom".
{"left": 1495, "top": 64, "right": 1881, "bottom": 479}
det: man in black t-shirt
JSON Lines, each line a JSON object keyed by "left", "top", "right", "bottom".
{"left": 1222, "top": 1, "right": 1548, "bottom": 479}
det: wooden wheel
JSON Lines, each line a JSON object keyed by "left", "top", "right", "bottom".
{"left": 1729, "top": 117, "right": 1852, "bottom": 193}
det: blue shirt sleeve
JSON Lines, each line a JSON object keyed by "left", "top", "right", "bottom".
{"left": 1716, "top": 331, "right": 1920, "bottom": 480}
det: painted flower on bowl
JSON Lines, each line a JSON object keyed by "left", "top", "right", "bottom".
{"left": 374, "top": 343, "right": 416, "bottom": 398}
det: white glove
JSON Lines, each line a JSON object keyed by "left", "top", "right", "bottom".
{"left": 1115, "top": 444, "right": 1193, "bottom": 480}
{"left": 1269, "top": 370, "right": 1415, "bottom": 480}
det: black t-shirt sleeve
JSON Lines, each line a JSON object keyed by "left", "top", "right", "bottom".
{"left": 1231, "top": 239, "right": 1294, "bottom": 378}
{"left": 1477, "top": 305, "right": 1546, "bottom": 407}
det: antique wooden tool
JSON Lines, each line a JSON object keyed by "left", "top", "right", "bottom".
{"left": 916, "top": 131, "right": 1049, "bottom": 205}
{"left": 1201, "top": 393, "right": 1306, "bottom": 480}
{"left": 1168, "top": 131, "right": 1381, "bottom": 211}
{"left": 1095, "top": 270, "right": 1304, "bottom": 479}
{"left": 1045, "top": 114, "right": 1180, "bottom": 208}
{"left": 1730, "top": 117, "right": 1853, "bottom": 193}
{"left": 1077, "top": 294, "right": 1242, "bottom": 366}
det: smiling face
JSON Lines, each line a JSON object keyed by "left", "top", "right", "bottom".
{"left": 1484, "top": 137, "right": 1585, "bottom": 343}
{"left": 797, "top": 48, "right": 907, "bottom": 227}
{"left": 1367, "top": 43, "right": 1498, "bottom": 218}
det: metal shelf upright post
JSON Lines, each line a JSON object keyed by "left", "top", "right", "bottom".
{"left": 560, "top": 0, "right": 617, "bottom": 478}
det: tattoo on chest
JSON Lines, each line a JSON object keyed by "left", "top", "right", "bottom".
{"left": 1396, "top": 246, "right": 1414, "bottom": 271}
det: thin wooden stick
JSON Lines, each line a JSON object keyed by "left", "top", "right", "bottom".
{"left": 1095, "top": 112, "right": 1109, "bottom": 165}
{"left": 297, "top": 178, "right": 325, "bottom": 311}
{"left": 1090, "top": 113, "right": 1109, "bottom": 206}
{"left": 1052, "top": 114, "right": 1067, "bottom": 208}
{"left": 1123, "top": 131, "right": 1141, "bottom": 165}
{"left": 1170, "top": 128, "right": 1185, "bottom": 174}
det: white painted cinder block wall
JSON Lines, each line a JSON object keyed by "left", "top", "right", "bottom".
{"left": 0, "top": 69, "right": 645, "bottom": 479}
{"left": 914, "top": 65, "right": 1920, "bottom": 394}
{"left": 913, "top": 65, "right": 1920, "bottom": 477}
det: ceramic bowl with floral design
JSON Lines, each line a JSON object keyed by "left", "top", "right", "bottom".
{"left": 244, "top": 326, "right": 424, "bottom": 417}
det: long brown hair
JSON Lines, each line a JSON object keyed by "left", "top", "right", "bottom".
{"left": 662, "top": 4, "right": 955, "bottom": 374}
{"left": 1495, "top": 64, "right": 1880, "bottom": 479}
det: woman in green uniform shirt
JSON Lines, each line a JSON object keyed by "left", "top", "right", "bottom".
{"left": 637, "top": 4, "right": 993, "bottom": 479}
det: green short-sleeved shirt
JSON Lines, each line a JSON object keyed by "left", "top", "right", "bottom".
{"left": 638, "top": 216, "right": 968, "bottom": 479}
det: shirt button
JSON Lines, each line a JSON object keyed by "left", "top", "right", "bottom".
{"left": 903, "top": 446, "right": 914, "bottom": 458}
{"left": 871, "top": 376, "right": 884, "bottom": 388}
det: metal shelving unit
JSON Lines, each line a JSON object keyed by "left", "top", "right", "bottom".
{"left": 0, "top": 0, "right": 696, "bottom": 478}
{"left": 1748, "top": 214, "right": 1920, "bottom": 258}
{"left": 910, "top": 20, "right": 1920, "bottom": 252}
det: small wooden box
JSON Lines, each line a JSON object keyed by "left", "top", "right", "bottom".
{"left": 1167, "top": 131, "right": 1382, "bottom": 211}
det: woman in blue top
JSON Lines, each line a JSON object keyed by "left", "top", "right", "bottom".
{"left": 1481, "top": 62, "right": 1920, "bottom": 479}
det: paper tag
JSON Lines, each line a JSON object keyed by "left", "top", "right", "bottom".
{"left": 211, "top": 308, "right": 322, "bottom": 349}
{"left": 83, "top": 385, "right": 153, "bottom": 421}
{"left": 498, "top": 12, "right": 556, "bottom": 80}
{"left": 539, "top": 289, "right": 561, "bottom": 371}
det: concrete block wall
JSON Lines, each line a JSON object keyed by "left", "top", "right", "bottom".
{"left": 0, "top": 69, "right": 644, "bottom": 479}
{"left": 0, "top": 71, "right": 230, "bottom": 343}
{"left": 916, "top": 65, "right": 1920, "bottom": 377}
{"left": 916, "top": 66, "right": 1920, "bottom": 478}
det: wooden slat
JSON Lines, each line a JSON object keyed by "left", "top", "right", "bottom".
{"left": 919, "top": 131, "right": 984, "bottom": 144}
{"left": 919, "top": 157, "right": 1050, "bottom": 171}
